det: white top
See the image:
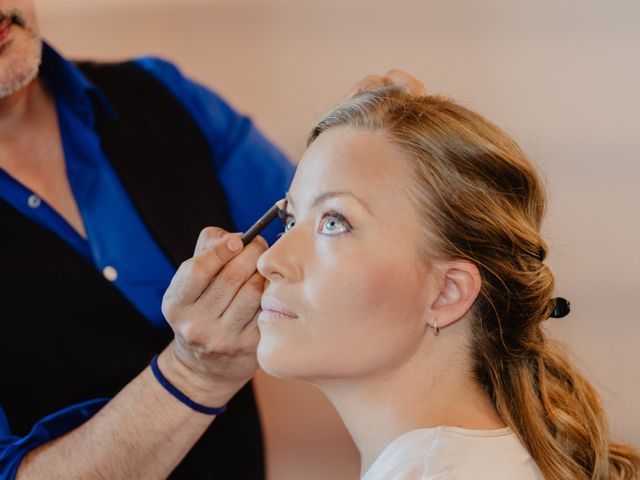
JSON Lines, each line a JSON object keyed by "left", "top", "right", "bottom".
{"left": 361, "top": 426, "right": 544, "bottom": 480}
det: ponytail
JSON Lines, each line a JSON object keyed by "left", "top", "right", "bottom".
{"left": 476, "top": 333, "right": 640, "bottom": 479}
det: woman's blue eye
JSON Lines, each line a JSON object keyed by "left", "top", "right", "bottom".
{"left": 285, "top": 218, "right": 296, "bottom": 232}
{"left": 279, "top": 212, "right": 296, "bottom": 232}
{"left": 319, "top": 212, "right": 351, "bottom": 235}
{"left": 279, "top": 211, "right": 351, "bottom": 235}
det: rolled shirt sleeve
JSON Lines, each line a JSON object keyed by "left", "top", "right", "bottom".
{"left": 0, "top": 400, "right": 107, "bottom": 479}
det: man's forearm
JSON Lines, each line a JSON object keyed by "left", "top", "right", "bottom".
{"left": 15, "top": 229, "right": 265, "bottom": 479}
{"left": 16, "top": 353, "right": 227, "bottom": 480}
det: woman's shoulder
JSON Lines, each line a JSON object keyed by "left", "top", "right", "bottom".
{"left": 362, "top": 426, "right": 544, "bottom": 480}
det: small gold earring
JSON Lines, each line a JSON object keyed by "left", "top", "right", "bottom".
{"left": 433, "top": 318, "right": 440, "bottom": 336}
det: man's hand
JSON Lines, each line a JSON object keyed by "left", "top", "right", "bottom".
{"left": 348, "top": 68, "right": 427, "bottom": 98}
{"left": 159, "top": 227, "right": 267, "bottom": 406}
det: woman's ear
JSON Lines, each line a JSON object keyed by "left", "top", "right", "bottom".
{"left": 428, "top": 260, "right": 481, "bottom": 330}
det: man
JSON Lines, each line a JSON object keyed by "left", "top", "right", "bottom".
{"left": 0, "top": 0, "right": 293, "bottom": 478}
{"left": 0, "top": 1, "right": 428, "bottom": 477}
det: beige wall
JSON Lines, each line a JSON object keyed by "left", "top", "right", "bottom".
{"left": 37, "top": 1, "right": 640, "bottom": 478}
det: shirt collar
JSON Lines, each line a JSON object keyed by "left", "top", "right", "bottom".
{"left": 39, "top": 41, "right": 116, "bottom": 125}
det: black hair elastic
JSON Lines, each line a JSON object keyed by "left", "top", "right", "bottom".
{"left": 550, "top": 297, "right": 571, "bottom": 318}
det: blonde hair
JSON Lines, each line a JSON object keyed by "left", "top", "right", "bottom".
{"left": 308, "top": 87, "right": 640, "bottom": 480}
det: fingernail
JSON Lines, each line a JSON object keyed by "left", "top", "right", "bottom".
{"left": 257, "top": 236, "right": 269, "bottom": 249}
{"left": 227, "top": 236, "right": 243, "bottom": 252}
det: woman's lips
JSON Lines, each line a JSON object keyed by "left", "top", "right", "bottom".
{"left": 0, "top": 21, "right": 12, "bottom": 45}
{"left": 259, "top": 297, "right": 298, "bottom": 321}
{"left": 258, "top": 309, "right": 298, "bottom": 321}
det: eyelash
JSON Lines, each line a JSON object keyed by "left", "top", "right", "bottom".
{"left": 278, "top": 210, "right": 353, "bottom": 235}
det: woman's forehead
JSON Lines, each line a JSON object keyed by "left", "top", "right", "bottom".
{"left": 290, "top": 127, "right": 414, "bottom": 210}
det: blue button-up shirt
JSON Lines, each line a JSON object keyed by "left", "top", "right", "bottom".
{"left": 0, "top": 42, "right": 294, "bottom": 478}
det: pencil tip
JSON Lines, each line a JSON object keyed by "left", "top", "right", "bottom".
{"left": 276, "top": 198, "right": 288, "bottom": 211}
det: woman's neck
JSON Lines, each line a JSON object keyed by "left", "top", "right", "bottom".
{"left": 315, "top": 332, "right": 506, "bottom": 477}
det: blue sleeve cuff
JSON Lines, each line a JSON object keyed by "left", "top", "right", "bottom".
{"left": 0, "top": 399, "right": 108, "bottom": 479}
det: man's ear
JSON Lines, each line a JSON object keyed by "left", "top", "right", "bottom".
{"left": 428, "top": 261, "right": 481, "bottom": 330}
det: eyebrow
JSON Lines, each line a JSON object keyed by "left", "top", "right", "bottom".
{"left": 286, "top": 191, "right": 372, "bottom": 214}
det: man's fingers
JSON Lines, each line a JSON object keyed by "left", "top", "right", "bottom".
{"left": 347, "top": 70, "right": 427, "bottom": 100}
{"left": 163, "top": 233, "right": 245, "bottom": 312}
{"left": 346, "top": 74, "right": 385, "bottom": 99}
{"left": 197, "top": 237, "right": 267, "bottom": 319}
{"left": 219, "top": 272, "right": 265, "bottom": 334}
{"left": 383, "top": 68, "right": 427, "bottom": 96}
{"left": 236, "top": 310, "right": 261, "bottom": 356}
{"left": 193, "top": 226, "right": 230, "bottom": 257}
{"left": 178, "top": 274, "right": 263, "bottom": 360}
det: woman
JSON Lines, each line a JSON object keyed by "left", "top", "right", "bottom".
{"left": 256, "top": 87, "right": 640, "bottom": 479}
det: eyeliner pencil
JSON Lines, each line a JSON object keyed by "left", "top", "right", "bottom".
{"left": 240, "top": 198, "right": 288, "bottom": 246}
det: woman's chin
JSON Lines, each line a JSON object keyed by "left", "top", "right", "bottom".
{"left": 256, "top": 338, "right": 321, "bottom": 381}
{"left": 257, "top": 339, "right": 297, "bottom": 378}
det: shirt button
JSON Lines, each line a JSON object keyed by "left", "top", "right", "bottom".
{"left": 27, "top": 194, "right": 41, "bottom": 209}
{"left": 102, "top": 266, "right": 118, "bottom": 282}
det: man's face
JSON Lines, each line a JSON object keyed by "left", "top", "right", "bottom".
{"left": 0, "top": 0, "right": 41, "bottom": 99}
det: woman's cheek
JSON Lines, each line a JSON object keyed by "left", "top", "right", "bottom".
{"left": 309, "top": 258, "right": 409, "bottom": 329}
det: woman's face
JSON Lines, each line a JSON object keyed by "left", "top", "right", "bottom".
{"left": 257, "top": 127, "right": 436, "bottom": 382}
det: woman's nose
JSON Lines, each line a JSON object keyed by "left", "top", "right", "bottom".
{"left": 257, "top": 229, "right": 303, "bottom": 282}
{"left": 257, "top": 245, "right": 283, "bottom": 281}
